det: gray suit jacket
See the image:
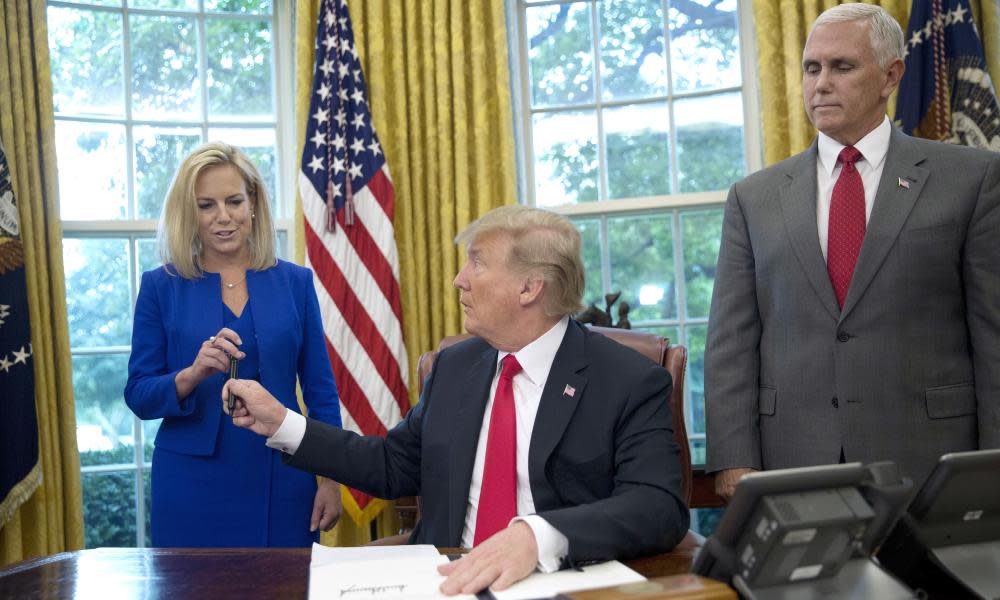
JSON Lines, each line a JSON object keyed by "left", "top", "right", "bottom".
{"left": 705, "top": 128, "right": 1000, "bottom": 484}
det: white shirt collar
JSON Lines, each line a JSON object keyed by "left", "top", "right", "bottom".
{"left": 496, "top": 316, "right": 569, "bottom": 387}
{"left": 817, "top": 115, "right": 892, "bottom": 177}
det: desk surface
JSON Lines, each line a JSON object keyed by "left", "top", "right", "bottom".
{"left": 0, "top": 546, "right": 698, "bottom": 599}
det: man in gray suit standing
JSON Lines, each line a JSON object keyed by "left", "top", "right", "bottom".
{"left": 705, "top": 3, "right": 1000, "bottom": 500}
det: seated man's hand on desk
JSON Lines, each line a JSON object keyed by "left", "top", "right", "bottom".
{"left": 437, "top": 521, "right": 538, "bottom": 595}
{"left": 223, "top": 379, "right": 288, "bottom": 437}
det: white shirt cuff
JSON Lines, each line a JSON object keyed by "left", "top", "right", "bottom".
{"left": 265, "top": 410, "right": 307, "bottom": 454}
{"left": 514, "top": 515, "right": 568, "bottom": 573}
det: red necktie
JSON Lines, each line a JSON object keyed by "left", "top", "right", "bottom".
{"left": 473, "top": 354, "right": 522, "bottom": 546}
{"left": 827, "top": 146, "right": 866, "bottom": 309}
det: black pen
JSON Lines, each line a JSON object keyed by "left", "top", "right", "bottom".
{"left": 227, "top": 355, "right": 239, "bottom": 414}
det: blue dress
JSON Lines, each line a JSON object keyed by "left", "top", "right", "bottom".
{"left": 125, "top": 261, "right": 342, "bottom": 547}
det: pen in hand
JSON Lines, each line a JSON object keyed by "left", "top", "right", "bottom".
{"left": 227, "top": 355, "right": 239, "bottom": 414}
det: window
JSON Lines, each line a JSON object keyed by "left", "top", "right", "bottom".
{"left": 508, "top": 0, "right": 762, "bottom": 466}
{"left": 48, "top": 0, "right": 293, "bottom": 547}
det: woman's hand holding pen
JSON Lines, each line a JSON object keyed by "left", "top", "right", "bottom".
{"left": 174, "top": 327, "right": 245, "bottom": 399}
{"left": 222, "top": 378, "right": 288, "bottom": 438}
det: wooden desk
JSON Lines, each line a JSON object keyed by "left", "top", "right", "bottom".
{"left": 0, "top": 546, "right": 699, "bottom": 599}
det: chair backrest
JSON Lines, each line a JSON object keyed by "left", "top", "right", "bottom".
{"left": 416, "top": 325, "right": 693, "bottom": 505}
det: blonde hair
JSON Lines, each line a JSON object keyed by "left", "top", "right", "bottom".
{"left": 455, "top": 205, "right": 584, "bottom": 317}
{"left": 158, "top": 141, "right": 276, "bottom": 279}
{"left": 811, "top": 3, "right": 905, "bottom": 69}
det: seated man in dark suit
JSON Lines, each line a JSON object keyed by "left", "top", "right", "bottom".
{"left": 224, "top": 205, "right": 689, "bottom": 595}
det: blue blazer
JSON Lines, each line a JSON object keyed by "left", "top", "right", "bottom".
{"left": 287, "top": 320, "right": 689, "bottom": 564}
{"left": 125, "top": 260, "right": 342, "bottom": 455}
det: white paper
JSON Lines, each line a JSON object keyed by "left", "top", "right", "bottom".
{"left": 309, "top": 542, "right": 441, "bottom": 567}
{"left": 491, "top": 560, "right": 646, "bottom": 600}
{"left": 308, "top": 546, "right": 475, "bottom": 600}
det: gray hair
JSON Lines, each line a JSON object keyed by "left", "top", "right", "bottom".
{"left": 812, "top": 3, "right": 905, "bottom": 68}
{"left": 455, "top": 205, "right": 584, "bottom": 318}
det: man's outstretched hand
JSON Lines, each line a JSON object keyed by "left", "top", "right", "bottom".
{"left": 437, "top": 522, "right": 538, "bottom": 596}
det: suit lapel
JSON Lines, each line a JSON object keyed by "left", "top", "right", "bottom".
{"left": 447, "top": 344, "right": 496, "bottom": 543}
{"left": 840, "top": 130, "right": 928, "bottom": 320}
{"left": 528, "top": 322, "right": 588, "bottom": 509}
{"left": 779, "top": 144, "right": 841, "bottom": 321}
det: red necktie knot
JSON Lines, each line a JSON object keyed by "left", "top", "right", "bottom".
{"left": 499, "top": 354, "right": 522, "bottom": 381}
{"left": 838, "top": 146, "right": 863, "bottom": 172}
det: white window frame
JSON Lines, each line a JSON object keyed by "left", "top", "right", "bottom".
{"left": 54, "top": 0, "right": 295, "bottom": 547}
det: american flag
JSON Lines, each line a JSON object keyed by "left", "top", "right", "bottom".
{"left": 299, "top": 0, "right": 409, "bottom": 522}
{"left": 896, "top": 0, "right": 1000, "bottom": 150}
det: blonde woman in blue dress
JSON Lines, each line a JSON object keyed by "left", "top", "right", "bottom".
{"left": 125, "top": 142, "right": 343, "bottom": 546}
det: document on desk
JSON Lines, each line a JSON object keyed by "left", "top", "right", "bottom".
{"left": 308, "top": 543, "right": 475, "bottom": 600}
{"left": 491, "top": 560, "right": 645, "bottom": 600}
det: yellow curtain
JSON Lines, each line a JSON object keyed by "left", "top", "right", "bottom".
{"left": 293, "top": 0, "right": 516, "bottom": 544}
{"left": 0, "top": 0, "right": 83, "bottom": 565}
{"left": 752, "top": 0, "right": 998, "bottom": 165}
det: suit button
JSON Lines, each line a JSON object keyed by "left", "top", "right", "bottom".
{"left": 832, "top": 397, "right": 839, "bottom": 408}
{"left": 837, "top": 331, "right": 850, "bottom": 342}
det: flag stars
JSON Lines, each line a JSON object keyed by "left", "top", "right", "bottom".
{"left": 353, "top": 69, "right": 362, "bottom": 82}
{"left": 317, "top": 82, "right": 332, "bottom": 101}
{"left": 12, "top": 346, "right": 29, "bottom": 364}
{"left": 307, "top": 155, "right": 326, "bottom": 173}
{"left": 319, "top": 58, "right": 335, "bottom": 78}
{"left": 349, "top": 44, "right": 360, "bottom": 60}
{"left": 910, "top": 30, "right": 923, "bottom": 48}
{"left": 332, "top": 133, "right": 346, "bottom": 151}
{"left": 349, "top": 162, "right": 363, "bottom": 180}
{"left": 324, "top": 11, "right": 336, "bottom": 28}
{"left": 310, "top": 130, "right": 327, "bottom": 148}
{"left": 339, "top": 62, "right": 350, "bottom": 79}
{"left": 330, "top": 182, "right": 342, "bottom": 199}
{"left": 334, "top": 109, "right": 347, "bottom": 127}
{"left": 952, "top": 5, "right": 968, "bottom": 24}
{"left": 352, "top": 113, "right": 366, "bottom": 129}
{"left": 350, "top": 138, "right": 367, "bottom": 154}
{"left": 338, "top": 87, "right": 349, "bottom": 102}
{"left": 0, "top": 356, "right": 11, "bottom": 373}
{"left": 339, "top": 16, "right": 348, "bottom": 29}
{"left": 313, "top": 107, "right": 330, "bottom": 124}
{"left": 351, "top": 89, "right": 365, "bottom": 105}
{"left": 368, "top": 140, "right": 382, "bottom": 156}
{"left": 333, "top": 157, "right": 346, "bottom": 174}
{"left": 322, "top": 35, "right": 337, "bottom": 52}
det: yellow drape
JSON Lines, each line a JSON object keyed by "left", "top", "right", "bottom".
{"left": 0, "top": 0, "right": 83, "bottom": 565}
{"left": 752, "top": 0, "right": 1000, "bottom": 165}
{"left": 293, "top": 0, "right": 516, "bottom": 544}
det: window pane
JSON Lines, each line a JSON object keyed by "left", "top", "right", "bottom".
{"left": 48, "top": 6, "right": 124, "bottom": 116}
{"left": 74, "top": 353, "right": 133, "bottom": 466}
{"left": 608, "top": 213, "right": 676, "bottom": 321}
{"left": 600, "top": 0, "right": 667, "bottom": 101}
{"left": 64, "top": 238, "right": 132, "bottom": 347}
{"left": 604, "top": 102, "right": 670, "bottom": 199}
{"left": 675, "top": 93, "right": 745, "bottom": 193}
{"left": 142, "top": 419, "right": 161, "bottom": 464}
{"left": 82, "top": 471, "right": 137, "bottom": 548}
{"left": 137, "top": 238, "right": 161, "bottom": 278}
{"left": 682, "top": 209, "right": 723, "bottom": 319}
{"left": 532, "top": 110, "right": 597, "bottom": 206}
{"left": 130, "top": 15, "right": 200, "bottom": 120}
{"left": 130, "top": 0, "right": 197, "bottom": 9}
{"left": 527, "top": 2, "right": 594, "bottom": 107}
{"left": 573, "top": 219, "right": 603, "bottom": 310}
{"left": 142, "top": 469, "right": 153, "bottom": 546}
{"left": 207, "top": 128, "right": 277, "bottom": 214}
{"left": 668, "top": 0, "right": 740, "bottom": 93}
{"left": 206, "top": 0, "right": 273, "bottom": 14}
{"left": 686, "top": 323, "right": 708, "bottom": 438}
{"left": 56, "top": 121, "right": 128, "bottom": 220}
{"left": 206, "top": 18, "right": 274, "bottom": 119}
{"left": 134, "top": 127, "right": 202, "bottom": 219}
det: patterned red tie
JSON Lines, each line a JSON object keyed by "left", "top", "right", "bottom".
{"left": 827, "top": 146, "right": 866, "bottom": 309}
{"left": 473, "top": 354, "right": 522, "bottom": 546}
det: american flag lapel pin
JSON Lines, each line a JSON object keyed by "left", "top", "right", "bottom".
{"left": 897, "top": 177, "right": 910, "bottom": 189}
{"left": 563, "top": 384, "right": 576, "bottom": 397}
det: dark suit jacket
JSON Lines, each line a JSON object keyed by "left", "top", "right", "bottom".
{"left": 705, "top": 128, "right": 1000, "bottom": 485}
{"left": 287, "top": 319, "right": 689, "bottom": 563}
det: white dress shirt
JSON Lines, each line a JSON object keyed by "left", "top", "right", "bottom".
{"left": 816, "top": 115, "right": 892, "bottom": 260}
{"left": 267, "top": 317, "right": 571, "bottom": 572}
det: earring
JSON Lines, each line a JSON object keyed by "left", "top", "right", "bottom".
{"left": 251, "top": 212, "right": 256, "bottom": 219}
